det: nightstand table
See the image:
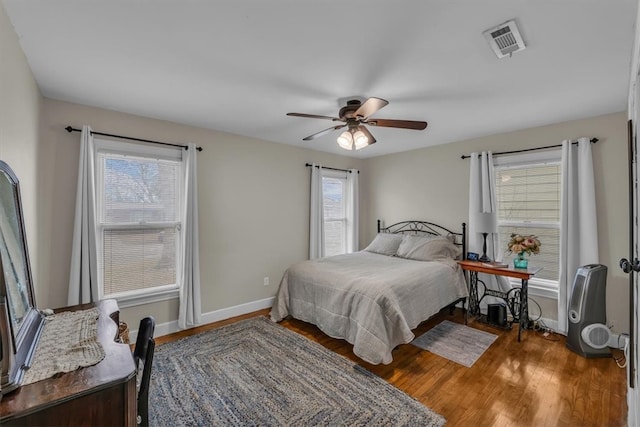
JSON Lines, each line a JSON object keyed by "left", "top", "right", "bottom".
{"left": 457, "top": 260, "right": 542, "bottom": 342}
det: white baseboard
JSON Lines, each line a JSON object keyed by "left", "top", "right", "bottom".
{"left": 536, "top": 317, "right": 563, "bottom": 335}
{"left": 129, "top": 296, "right": 275, "bottom": 342}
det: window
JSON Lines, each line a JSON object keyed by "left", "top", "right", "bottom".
{"left": 322, "top": 170, "right": 347, "bottom": 257}
{"left": 95, "top": 139, "right": 183, "bottom": 305}
{"left": 494, "top": 151, "right": 561, "bottom": 297}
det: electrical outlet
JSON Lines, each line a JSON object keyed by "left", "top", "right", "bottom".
{"left": 263, "top": 277, "right": 270, "bottom": 286}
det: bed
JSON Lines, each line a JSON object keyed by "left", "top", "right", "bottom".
{"left": 270, "top": 220, "right": 469, "bottom": 365}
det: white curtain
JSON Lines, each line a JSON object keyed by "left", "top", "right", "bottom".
{"left": 346, "top": 169, "right": 359, "bottom": 253}
{"left": 558, "top": 137, "right": 599, "bottom": 334}
{"left": 309, "top": 163, "right": 324, "bottom": 259}
{"left": 178, "top": 143, "right": 202, "bottom": 329}
{"left": 469, "top": 151, "right": 510, "bottom": 295}
{"left": 68, "top": 126, "right": 99, "bottom": 305}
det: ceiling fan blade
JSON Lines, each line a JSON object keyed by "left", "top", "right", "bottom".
{"left": 353, "top": 97, "right": 389, "bottom": 119}
{"left": 365, "top": 118, "right": 428, "bottom": 130}
{"left": 302, "top": 124, "right": 346, "bottom": 141}
{"left": 287, "top": 112, "right": 343, "bottom": 122}
{"left": 358, "top": 125, "right": 377, "bottom": 145}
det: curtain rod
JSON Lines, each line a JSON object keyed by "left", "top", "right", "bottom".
{"left": 65, "top": 126, "right": 203, "bottom": 152}
{"left": 305, "top": 163, "right": 359, "bottom": 174}
{"left": 460, "top": 138, "right": 598, "bottom": 159}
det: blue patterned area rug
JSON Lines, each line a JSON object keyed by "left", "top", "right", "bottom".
{"left": 150, "top": 316, "right": 445, "bottom": 426}
{"left": 412, "top": 320, "right": 498, "bottom": 367}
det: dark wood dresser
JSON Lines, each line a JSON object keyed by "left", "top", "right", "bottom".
{"left": 0, "top": 299, "right": 137, "bottom": 426}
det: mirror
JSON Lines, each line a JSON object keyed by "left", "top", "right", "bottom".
{"left": 0, "top": 168, "right": 31, "bottom": 331}
{"left": 0, "top": 160, "right": 43, "bottom": 394}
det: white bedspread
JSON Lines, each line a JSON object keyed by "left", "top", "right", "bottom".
{"left": 270, "top": 251, "right": 469, "bottom": 364}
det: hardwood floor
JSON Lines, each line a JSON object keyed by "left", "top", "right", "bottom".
{"left": 156, "top": 308, "right": 627, "bottom": 426}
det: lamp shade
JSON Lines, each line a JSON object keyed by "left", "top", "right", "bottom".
{"left": 337, "top": 131, "right": 353, "bottom": 150}
{"left": 353, "top": 130, "right": 368, "bottom": 150}
{"left": 476, "top": 212, "right": 497, "bottom": 233}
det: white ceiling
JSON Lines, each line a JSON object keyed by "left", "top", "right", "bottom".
{"left": 3, "top": 0, "right": 637, "bottom": 158}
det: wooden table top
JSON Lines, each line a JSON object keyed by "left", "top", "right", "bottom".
{"left": 457, "top": 259, "right": 542, "bottom": 280}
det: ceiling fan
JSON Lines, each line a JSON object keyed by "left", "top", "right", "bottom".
{"left": 287, "top": 97, "right": 428, "bottom": 151}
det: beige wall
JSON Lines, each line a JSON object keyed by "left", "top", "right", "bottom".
{"left": 361, "top": 112, "right": 629, "bottom": 333}
{"left": 39, "top": 98, "right": 364, "bottom": 328}
{"left": 0, "top": 4, "right": 42, "bottom": 288}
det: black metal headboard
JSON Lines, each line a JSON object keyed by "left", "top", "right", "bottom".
{"left": 377, "top": 220, "right": 467, "bottom": 258}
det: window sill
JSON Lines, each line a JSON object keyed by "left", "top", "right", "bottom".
{"left": 107, "top": 287, "right": 180, "bottom": 308}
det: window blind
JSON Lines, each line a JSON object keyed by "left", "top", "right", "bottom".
{"left": 98, "top": 151, "right": 181, "bottom": 297}
{"left": 495, "top": 164, "right": 560, "bottom": 281}
{"left": 103, "top": 228, "right": 177, "bottom": 295}
{"left": 322, "top": 176, "right": 346, "bottom": 257}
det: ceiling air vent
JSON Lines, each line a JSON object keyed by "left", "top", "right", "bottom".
{"left": 483, "top": 20, "right": 526, "bottom": 59}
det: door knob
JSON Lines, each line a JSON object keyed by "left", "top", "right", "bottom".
{"left": 620, "top": 257, "right": 640, "bottom": 273}
{"left": 620, "top": 258, "right": 631, "bottom": 273}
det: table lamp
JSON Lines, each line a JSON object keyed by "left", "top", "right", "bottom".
{"left": 477, "top": 212, "right": 496, "bottom": 262}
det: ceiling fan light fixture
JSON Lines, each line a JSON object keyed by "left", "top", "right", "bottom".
{"left": 337, "top": 131, "right": 354, "bottom": 150}
{"left": 290, "top": 96, "right": 427, "bottom": 147}
{"left": 353, "top": 130, "right": 369, "bottom": 150}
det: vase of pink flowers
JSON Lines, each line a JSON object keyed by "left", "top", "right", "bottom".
{"left": 507, "top": 233, "right": 541, "bottom": 269}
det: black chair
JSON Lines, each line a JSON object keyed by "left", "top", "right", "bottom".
{"left": 133, "top": 316, "right": 156, "bottom": 427}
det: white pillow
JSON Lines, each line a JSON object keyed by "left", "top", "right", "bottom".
{"left": 364, "top": 233, "right": 403, "bottom": 256}
{"left": 396, "top": 235, "right": 461, "bottom": 261}
{"left": 396, "top": 234, "right": 435, "bottom": 255}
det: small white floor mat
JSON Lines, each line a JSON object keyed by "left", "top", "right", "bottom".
{"left": 412, "top": 320, "right": 498, "bottom": 367}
